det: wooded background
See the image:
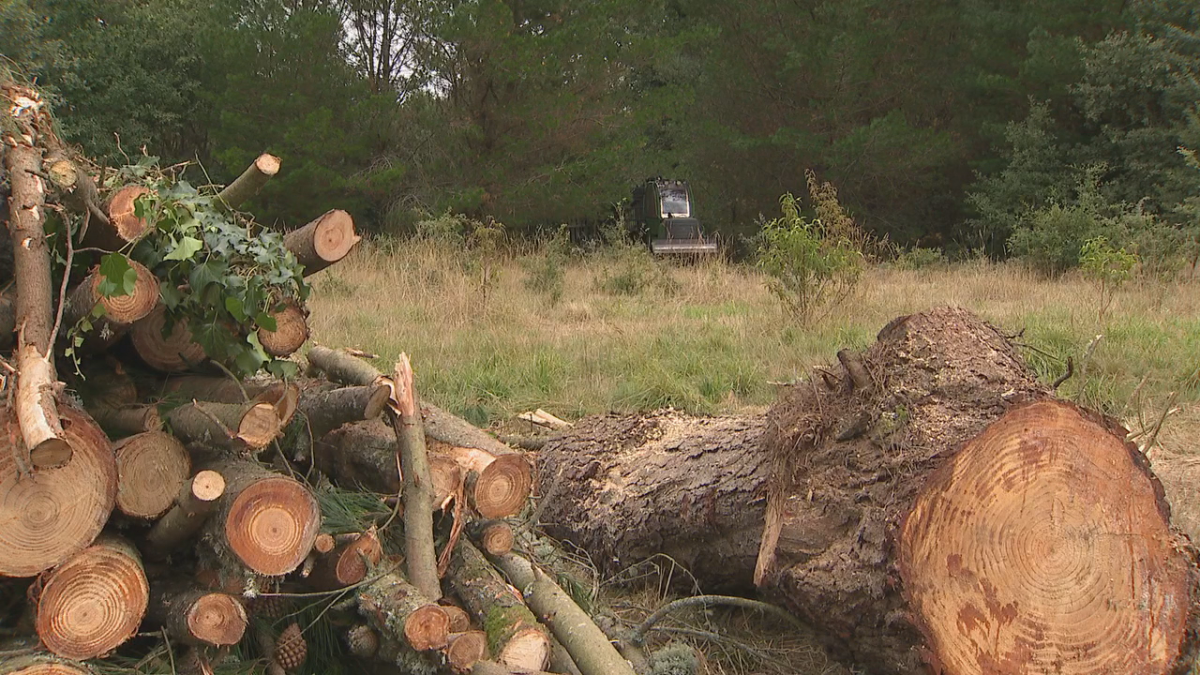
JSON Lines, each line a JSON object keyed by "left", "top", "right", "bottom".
{"left": 2, "top": 0, "right": 1198, "bottom": 256}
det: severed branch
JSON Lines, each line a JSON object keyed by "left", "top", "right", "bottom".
{"left": 491, "top": 552, "right": 636, "bottom": 675}
{"left": 387, "top": 353, "right": 441, "bottom": 601}
{"left": 215, "top": 153, "right": 280, "bottom": 212}
{"left": 627, "top": 594, "right": 806, "bottom": 647}
{"left": 3, "top": 86, "right": 72, "bottom": 471}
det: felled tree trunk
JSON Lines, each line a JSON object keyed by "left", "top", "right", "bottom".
{"left": 215, "top": 153, "right": 280, "bottom": 211}
{"left": 0, "top": 654, "right": 93, "bottom": 675}
{"left": 33, "top": 535, "right": 149, "bottom": 660}
{"left": 257, "top": 302, "right": 309, "bottom": 357}
{"left": 0, "top": 405, "right": 117, "bottom": 577}
{"left": 755, "top": 307, "right": 1199, "bottom": 675}
{"left": 538, "top": 411, "right": 770, "bottom": 592}
{"left": 357, "top": 568, "right": 451, "bottom": 652}
{"left": 284, "top": 210, "right": 360, "bottom": 276}
{"left": 201, "top": 458, "right": 320, "bottom": 578}
{"left": 166, "top": 383, "right": 298, "bottom": 452}
{"left": 308, "top": 529, "right": 383, "bottom": 591}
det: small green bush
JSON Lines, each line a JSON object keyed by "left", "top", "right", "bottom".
{"left": 757, "top": 171, "right": 865, "bottom": 319}
{"left": 894, "top": 247, "right": 946, "bottom": 270}
{"left": 1080, "top": 235, "right": 1137, "bottom": 322}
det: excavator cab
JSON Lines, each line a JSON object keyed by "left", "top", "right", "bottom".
{"left": 629, "top": 179, "right": 718, "bottom": 255}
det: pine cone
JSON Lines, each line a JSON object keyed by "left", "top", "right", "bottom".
{"left": 344, "top": 624, "right": 380, "bottom": 659}
{"left": 274, "top": 622, "right": 307, "bottom": 672}
{"left": 251, "top": 595, "right": 292, "bottom": 620}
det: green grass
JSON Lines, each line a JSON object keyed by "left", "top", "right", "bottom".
{"left": 306, "top": 240, "right": 1200, "bottom": 446}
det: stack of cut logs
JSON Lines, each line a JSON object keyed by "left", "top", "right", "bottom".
{"left": 0, "top": 79, "right": 629, "bottom": 675}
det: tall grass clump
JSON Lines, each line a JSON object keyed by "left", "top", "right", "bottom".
{"left": 756, "top": 170, "right": 866, "bottom": 319}
{"left": 522, "top": 226, "right": 572, "bottom": 305}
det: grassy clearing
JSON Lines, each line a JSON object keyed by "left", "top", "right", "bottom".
{"left": 307, "top": 240, "right": 1198, "bottom": 434}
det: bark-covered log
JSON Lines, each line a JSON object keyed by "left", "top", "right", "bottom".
{"left": 257, "top": 302, "right": 309, "bottom": 357}
{"left": 357, "top": 569, "right": 451, "bottom": 651}
{"left": 158, "top": 374, "right": 280, "bottom": 403}
{"left": 113, "top": 431, "right": 191, "bottom": 519}
{"left": 0, "top": 405, "right": 116, "bottom": 577}
{"left": 167, "top": 383, "right": 298, "bottom": 452}
{"left": 755, "top": 307, "right": 1198, "bottom": 675}
{"left": 129, "top": 304, "right": 207, "bottom": 372}
{"left": 143, "top": 469, "right": 226, "bottom": 559}
{"left": 284, "top": 210, "right": 360, "bottom": 276}
{"left": 0, "top": 288, "right": 15, "bottom": 351}
{"left": 490, "top": 553, "right": 635, "bottom": 675}
{"left": 299, "top": 383, "right": 390, "bottom": 440}
{"left": 34, "top": 535, "right": 149, "bottom": 660}
{"left": 446, "top": 541, "right": 550, "bottom": 672}
{"left": 88, "top": 403, "right": 162, "bottom": 437}
{"left": 80, "top": 185, "right": 151, "bottom": 251}
{"left": 388, "top": 355, "right": 441, "bottom": 601}
{"left": 538, "top": 410, "right": 770, "bottom": 592}
{"left": 3, "top": 90, "right": 70, "bottom": 470}
{"left": 215, "top": 153, "right": 280, "bottom": 212}
{"left": 202, "top": 458, "right": 320, "bottom": 577}
{"left": 309, "top": 529, "right": 383, "bottom": 591}
{"left": 471, "top": 660, "right": 555, "bottom": 675}
{"left": 0, "top": 654, "right": 93, "bottom": 675}
{"left": 61, "top": 261, "right": 159, "bottom": 353}
{"left": 314, "top": 419, "right": 399, "bottom": 494}
{"left": 146, "top": 582, "right": 248, "bottom": 647}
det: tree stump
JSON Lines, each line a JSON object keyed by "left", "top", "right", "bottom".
{"left": 537, "top": 410, "right": 770, "bottom": 592}
{"left": 754, "top": 307, "right": 1199, "bottom": 674}
{"left": 0, "top": 406, "right": 117, "bottom": 577}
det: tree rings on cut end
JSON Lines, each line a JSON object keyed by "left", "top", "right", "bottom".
{"left": 0, "top": 656, "right": 93, "bottom": 675}
{"left": 445, "top": 631, "right": 489, "bottom": 672}
{"left": 35, "top": 535, "right": 149, "bottom": 660}
{"left": 187, "top": 592, "right": 248, "bottom": 646}
{"left": 114, "top": 431, "right": 191, "bottom": 519}
{"left": 473, "top": 454, "right": 533, "bottom": 519}
{"left": 92, "top": 259, "right": 159, "bottom": 324}
{"left": 130, "top": 305, "right": 206, "bottom": 372}
{"left": 0, "top": 406, "right": 117, "bottom": 577}
{"left": 405, "top": 604, "right": 452, "bottom": 651}
{"left": 309, "top": 210, "right": 359, "bottom": 264}
{"left": 105, "top": 186, "right": 153, "bottom": 242}
{"left": 899, "top": 400, "right": 1193, "bottom": 675}
{"left": 257, "top": 303, "right": 309, "bottom": 357}
{"left": 224, "top": 476, "right": 321, "bottom": 576}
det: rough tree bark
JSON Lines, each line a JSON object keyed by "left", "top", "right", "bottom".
{"left": 143, "top": 470, "right": 226, "bottom": 559}
{"left": 2, "top": 84, "right": 71, "bottom": 471}
{"left": 537, "top": 410, "right": 770, "bottom": 592}
{"left": 754, "top": 307, "right": 1199, "bottom": 675}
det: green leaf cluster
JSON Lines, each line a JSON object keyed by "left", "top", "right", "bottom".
{"left": 122, "top": 168, "right": 309, "bottom": 378}
{"left": 756, "top": 174, "right": 865, "bottom": 320}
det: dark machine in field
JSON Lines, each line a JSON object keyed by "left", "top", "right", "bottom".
{"left": 628, "top": 178, "right": 718, "bottom": 255}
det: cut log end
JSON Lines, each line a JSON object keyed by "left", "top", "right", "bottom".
{"left": 224, "top": 476, "right": 321, "bottom": 576}
{"left": 115, "top": 431, "right": 191, "bottom": 519}
{"left": 35, "top": 536, "right": 149, "bottom": 660}
{"left": 0, "top": 406, "right": 116, "bottom": 577}
{"left": 445, "top": 631, "right": 489, "bottom": 672}
{"left": 30, "top": 437, "right": 73, "bottom": 469}
{"left": 257, "top": 303, "right": 309, "bottom": 357}
{"left": 90, "top": 259, "right": 159, "bottom": 324}
{"left": 473, "top": 454, "right": 533, "bottom": 519}
{"left": 105, "top": 185, "right": 153, "bottom": 243}
{"left": 476, "top": 523, "right": 514, "bottom": 557}
{"left": 0, "top": 658, "right": 93, "bottom": 675}
{"left": 284, "top": 210, "right": 360, "bottom": 276}
{"left": 131, "top": 305, "right": 206, "bottom": 373}
{"left": 899, "top": 400, "right": 1193, "bottom": 675}
{"left": 192, "top": 469, "right": 227, "bottom": 502}
{"left": 188, "top": 592, "right": 249, "bottom": 646}
{"left": 499, "top": 629, "right": 552, "bottom": 672}
{"left": 255, "top": 153, "right": 282, "bottom": 176}
{"left": 238, "top": 402, "right": 285, "bottom": 449}
{"left": 405, "top": 604, "right": 452, "bottom": 651}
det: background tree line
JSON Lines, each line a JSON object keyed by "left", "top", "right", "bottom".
{"left": 2, "top": 0, "right": 1198, "bottom": 268}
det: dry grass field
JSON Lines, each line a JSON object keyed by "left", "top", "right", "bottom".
{"left": 307, "top": 239, "right": 1199, "bottom": 451}
{"left": 303, "top": 239, "right": 1200, "bottom": 675}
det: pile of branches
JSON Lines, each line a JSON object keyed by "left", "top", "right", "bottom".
{"left": 0, "top": 74, "right": 635, "bottom": 675}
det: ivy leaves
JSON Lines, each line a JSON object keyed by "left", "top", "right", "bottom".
{"left": 114, "top": 170, "right": 310, "bottom": 378}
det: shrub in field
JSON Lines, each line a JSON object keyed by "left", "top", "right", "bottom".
{"left": 522, "top": 226, "right": 572, "bottom": 305}
{"left": 1080, "top": 236, "right": 1137, "bottom": 323}
{"left": 756, "top": 171, "right": 865, "bottom": 319}
{"left": 894, "top": 247, "right": 946, "bottom": 270}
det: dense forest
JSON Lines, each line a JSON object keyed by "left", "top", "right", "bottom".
{"left": 2, "top": 0, "right": 1198, "bottom": 261}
